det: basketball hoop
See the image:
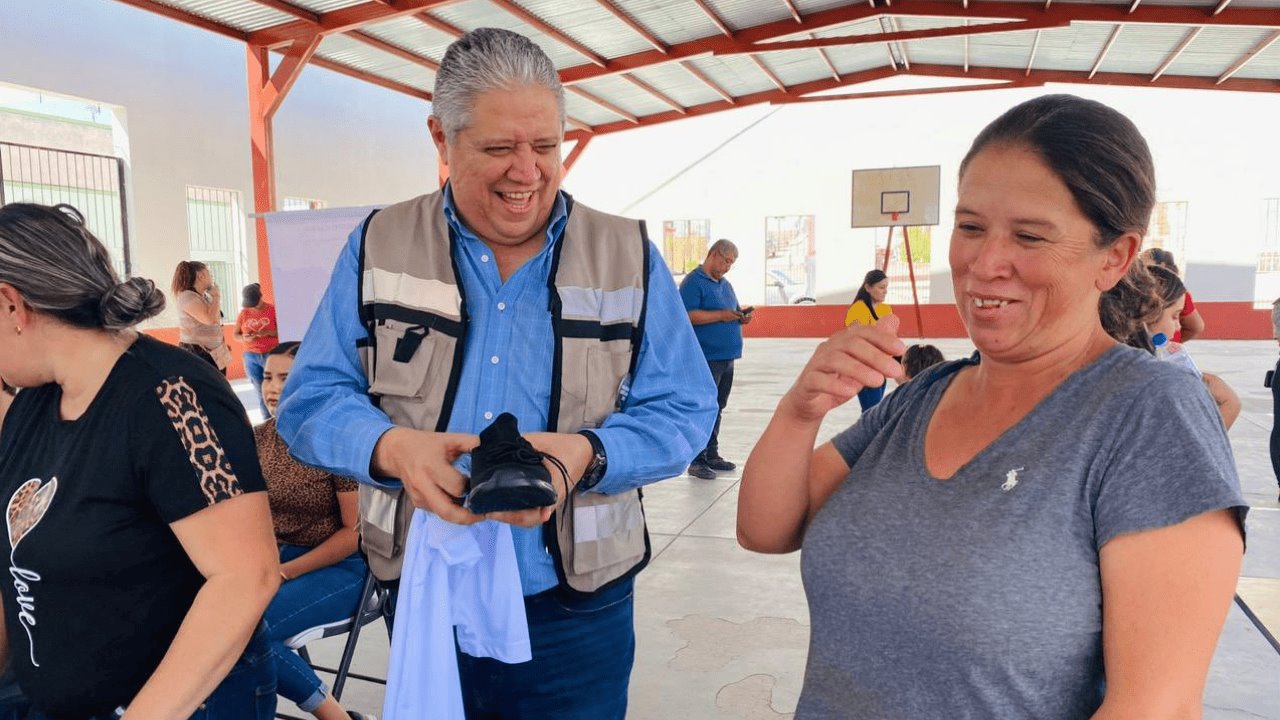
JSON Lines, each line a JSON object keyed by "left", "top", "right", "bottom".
{"left": 890, "top": 212, "right": 900, "bottom": 223}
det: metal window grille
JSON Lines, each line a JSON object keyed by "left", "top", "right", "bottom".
{"left": 282, "top": 196, "right": 328, "bottom": 211}
{"left": 185, "top": 185, "right": 248, "bottom": 320}
{"left": 662, "top": 219, "right": 710, "bottom": 279}
{"left": 1144, "top": 201, "right": 1189, "bottom": 272}
{"left": 764, "top": 215, "right": 816, "bottom": 306}
{"left": 0, "top": 141, "right": 131, "bottom": 276}
{"left": 1253, "top": 199, "right": 1280, "bottom": 307}
{"left": 874, "top": 226, "right": 932, "bottom": 305}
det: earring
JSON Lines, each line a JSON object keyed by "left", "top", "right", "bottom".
{"left": 13, "top": 326, "right": 20, "bottom": 335}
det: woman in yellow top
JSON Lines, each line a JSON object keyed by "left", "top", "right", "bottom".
{"left": 844, "top": 269, "right": 892, "bottom": 410}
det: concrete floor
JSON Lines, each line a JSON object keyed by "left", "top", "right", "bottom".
{"left": 241, "top": 337, "right": 1280, "bottom": 719}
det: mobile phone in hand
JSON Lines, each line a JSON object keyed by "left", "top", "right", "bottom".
{"left": 741, "top": 306, "right": 755, "bottom": 315}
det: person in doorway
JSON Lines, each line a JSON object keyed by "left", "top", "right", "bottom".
{"left": 1142, "top": 247, "right": 1204, "bottom": 342}
{"left": 0, "top": 203, "right": 279, "bottom": 719}
{"left": 255, "top": 342, "right": 371, "bottom": 720}
{"left": 173, "top": 260, "right": 231, "bottom": 375}
{"left": 843, "top": 269, "right": 892, "bottom": 410}
{"left": 235, "top": 282, "right": 278, "bottom": 417}
{"left": 680, "top": 239, "right": 751, "bottom": 480}
{"left": 738, "top": 95, "right": 1245, "bottom": 717}
{"left": 276, "top": 27, "right": 716, "bottom": 720}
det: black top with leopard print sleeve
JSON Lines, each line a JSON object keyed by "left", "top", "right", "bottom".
{"left": 0, "top": 335, "right": 266, "bottom": 718}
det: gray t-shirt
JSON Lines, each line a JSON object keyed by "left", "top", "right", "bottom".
{"left": 798, "top": 344, "right": 1246, "bottom": 719}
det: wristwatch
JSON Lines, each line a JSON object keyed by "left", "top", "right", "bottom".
{"left": 577, "top": 430, "right": 608, "bottom": 489}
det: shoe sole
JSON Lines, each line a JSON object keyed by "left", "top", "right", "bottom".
{"left": 466, "top": 466, "right": 558, "bottom": 514}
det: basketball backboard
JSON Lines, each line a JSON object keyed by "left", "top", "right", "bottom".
{"left": 851, "top": 165, "right": 941, "bottom": 228}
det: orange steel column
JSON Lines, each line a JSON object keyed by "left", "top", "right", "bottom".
{"left": 246, "top": 35, "right": 319, "bottom": 303}
{"left": 247, "top": 45, "right": 276, "bottom": 301}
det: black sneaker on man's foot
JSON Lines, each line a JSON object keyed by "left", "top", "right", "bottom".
{"left": 687, "top": 462, "right": 716, "bottom": 480}
{"left": 705, "top": 456, "right": 736, "bottom": 472}
{"left": 466, "top": 413, "right": 559, "bottom": 514}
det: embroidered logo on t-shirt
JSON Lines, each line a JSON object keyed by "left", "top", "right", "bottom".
{"left": 7, "top": 476, "right": 57, "bottom": 667}
{"left": 1002, "top": 467, "right": 1025, "bottom": 492}
{"left": 243, "top": 317, "right": 271, "bottom": 334}
{"left": 155, "top": 377, "right": 244, "bottom": 505}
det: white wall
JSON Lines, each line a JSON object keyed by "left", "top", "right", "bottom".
{"left": 566, "top": 79, "right": 1280, "bottom": 308}
{"left": 0, "top": 0, "right": 437, "bottom": 326}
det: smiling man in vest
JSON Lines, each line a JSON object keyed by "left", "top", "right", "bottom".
{"left": 277, "top": 27, "right": 716, "bottom": 720}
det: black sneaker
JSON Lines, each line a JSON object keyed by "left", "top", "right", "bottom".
{"left": 348, "top": 712, "right": 377, "bottom": 720}
{"left": 466, "top": 413, "right": 560, "bottom": 514}
{"left": 687, "top": 462, "right": 716, "bottom": 480}
{"left": 705, "top": 456, "right": 736, "bottom": 471}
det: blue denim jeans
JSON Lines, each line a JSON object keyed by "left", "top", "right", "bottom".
{"left": 264, "top": 545, "right": 367, "bottom": 711}
{"left": 456, "top": 578, "right": 635, "bottom": 720}
{"left": 242, "top": 351, "right": 268, "bottom": 417}
{"left": 24, "top": 622, "right": 275, "bottom": 720}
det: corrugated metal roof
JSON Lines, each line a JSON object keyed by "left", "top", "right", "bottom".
{"left": 362, "top": 16, "right": 454, "bottom": 63}
{"left": 149, "top": 0, "right": 294, "bottom": 32}
{"left": 519, "top": 0, "right": 655, "bottom": 58}
{"left": 616, "top": 0, "right": 724, "bottom": 46}
{"left": 115, "top": 0, "right": 1280, "bottom": 138}
{"left": 288, "top": 0, "right": 367, "bottom": 12}
{"left": 1233, "top": 34, "right": 1280, "bottom": 78}
{"left": 1166, "top": 26, "right": 1278, "bottom": 75}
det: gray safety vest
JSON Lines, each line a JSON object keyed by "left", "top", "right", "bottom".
{"left": 355, "top": 190, "right": 651, "bottom": 597}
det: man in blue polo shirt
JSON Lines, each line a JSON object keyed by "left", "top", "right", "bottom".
{"left": 679, "top": 239, "right": 751, "bottom": 479}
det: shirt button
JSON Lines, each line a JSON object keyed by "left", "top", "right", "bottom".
{"left": 481, "top": 254, "right": 490, "bottom": 263}
{"left": 484, "top": 411, "right": 493, "bottom": 420}
{"left": 497, "top": 302, "right": 506, "bottom": 311}
{"left": 490, "top": 355, "right": 500, "bottom": 364}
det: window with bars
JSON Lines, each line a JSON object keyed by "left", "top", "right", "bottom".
{"left": 282, "top": 196, "right": 328, "bottom": 211}
{"left": 661, "top": 219, "right": 710, "bottom": 279}
{"left": 1144, "top": 201, "right": 1189, "bottom": 272}
{"left": 874, "top": 226, "right": 932, "bottom": 305}
{"left": 764, "top": 215, "right": 816, "bottom": 305}
{"left": 1253, "top": 198, "right": 1280, "bottom": 307}
{"left": 185, "top": 185, "right": 248, "bottom": 321}
{"left": 0, "top": 141, "right": 130, "bottom": 276}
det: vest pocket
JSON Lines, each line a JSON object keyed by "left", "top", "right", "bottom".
{"left": 369, "top": 319, "right": 441, "bottom": 401}
{"left": 583, "top": 345, "right": 632, "bottom": 427}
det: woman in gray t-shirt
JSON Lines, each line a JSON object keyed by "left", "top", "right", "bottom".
{"left": 738, "top": 95, "right": 1247, "bottom": 719}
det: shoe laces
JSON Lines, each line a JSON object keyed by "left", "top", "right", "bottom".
{"left": 478, "top": 438, "right": 573, "bottom": 525}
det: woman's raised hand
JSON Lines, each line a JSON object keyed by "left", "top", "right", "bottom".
{"left": 781, "top": 314, "right": 905, "bottom": 423}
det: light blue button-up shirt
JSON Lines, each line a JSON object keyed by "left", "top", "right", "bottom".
{"left": 277, "top": 186, "right": 717, "bottom": 595}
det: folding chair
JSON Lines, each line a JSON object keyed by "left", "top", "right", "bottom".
{"left": 275, "top": 569, "right": 392, "bottom": 719}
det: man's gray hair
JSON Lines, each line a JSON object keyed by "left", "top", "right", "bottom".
{"left": 709, "top": 239, "right": 738, "bottom": 258}
{"left": 432, "top": 27, "right": 565, "bottom": 140}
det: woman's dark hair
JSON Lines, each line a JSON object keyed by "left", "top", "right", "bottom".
{"left": 901, "top": 344, "right": 945, "bottom": 380}
{"left": 1147, "top": 263, "right": 1186, "bottom": 311}
{"left": 1141, "top": 247, "right": 1179, "bottom": 274}
{"left": 171, "top": 260, "right": 209, "bottom": 297}
{"left": 1100, "top": 260, "right": 1166, "bottom": 351}
{"left": 854, "top": 269, "right": 888, "bottom": 308}
{"left": 960, "top": 94, "right": 1156, "bottom": 248}
{"left": 267, "top": 341, "right": 300, "bottom": 358}
{"left": 0, "top": 203, "right": 165, "bottom": 331}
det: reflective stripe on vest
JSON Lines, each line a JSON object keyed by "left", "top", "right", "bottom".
{"left": 356, "top": 190, "right": 651, "bottom": 595}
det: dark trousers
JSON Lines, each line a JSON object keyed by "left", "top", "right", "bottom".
{"left": 1271, "top": 357, "right": 1280, "bottom": 488}
{"left": 179, "top": 342, "right": 227, "bottom": 377}
{"left": 698, "top": 359, "right": 735, "bottom": 460}
{"left": 457, "top": 578, "right": 635, "bottom": 720}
